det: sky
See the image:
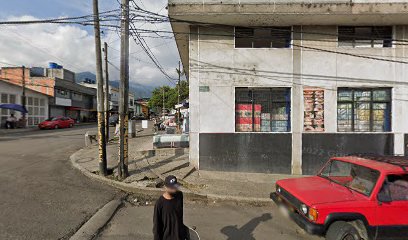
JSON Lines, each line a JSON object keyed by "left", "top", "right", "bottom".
{"left": 0, "top": 0, "right": 179, "bottom": 87}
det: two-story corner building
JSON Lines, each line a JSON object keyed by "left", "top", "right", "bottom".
{"left": 0, "top": 80, "right": 49, "bottom": 128}
{"left": 169, "top": 0, "right": 408, "bottom": 175}
{"left": 0, "top": 65, "right": 97, "bottom": 124}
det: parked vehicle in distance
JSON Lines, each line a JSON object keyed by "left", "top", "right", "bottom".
{"left": 109, "top": 114, "right": 119, "bottom": 126}
{"left": 271, "top": 155, "right": 408, "bottom": 240}
{"left": 38, "top": 116, "right": 74, "bottom": 129}
{"left": 131, "top": 113, "right": 146, "bottom": 120}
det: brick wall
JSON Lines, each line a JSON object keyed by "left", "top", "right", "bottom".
{"left": 0, "top": 67, "right": 55, "bottom": 97}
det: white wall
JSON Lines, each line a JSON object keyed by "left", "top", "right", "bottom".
{"left": 0, "top": 81, "right": 49, "bottom": 127}
{"left": 189, "top": 25, "right": 408, "bottom": 170}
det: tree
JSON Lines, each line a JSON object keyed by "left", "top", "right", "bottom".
{"left": 148, "top": 81, "right": 188, "bottom": 110}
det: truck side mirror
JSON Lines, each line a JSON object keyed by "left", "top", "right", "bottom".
{"left": 377, "top": 188, "right": 392, "bottom": 203}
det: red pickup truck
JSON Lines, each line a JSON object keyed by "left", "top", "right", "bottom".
{"left": 271, "top": 155, "right": 408, "bottom": 240}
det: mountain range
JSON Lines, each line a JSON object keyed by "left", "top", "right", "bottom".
{"left": 75, "top": 72, "right": 154, "bottom": 98}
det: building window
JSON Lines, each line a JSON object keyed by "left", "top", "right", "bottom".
{"left": 235, "top": 27, "right": 292, "bottom": 48}
{"left": 337, "top": 88, "right": 391, "bottom": 132}
{"left": 235, "top": 88, "right": 291, "bottom": 132}
{"left": 338, "top": 26, "right": 393, "bottom": 48}
{"left": 26, "top": 97, "right": 47, "bottom": 126}
{"left": 0, "top": 93, "right": 18, "bottom": 125}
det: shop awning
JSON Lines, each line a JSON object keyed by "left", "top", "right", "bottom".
{"left": 0, "top": 104, "right": 28, "bottom": 113}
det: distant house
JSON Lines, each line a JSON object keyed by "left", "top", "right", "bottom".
{"left": 79, "top": 82, "right": 137, "bottom": 117}
{"left": 1, "top": 65, "right": 97, "bottom": 123}
{"left": 0, "top": 80, "right": 49, "bottom": 127}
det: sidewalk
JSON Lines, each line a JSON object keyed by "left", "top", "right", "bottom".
{"left": 71, "top": 130, "right": 302, "bottom": 203}
{"left": 0, "top": 126, "right": 38, "bottom": 135}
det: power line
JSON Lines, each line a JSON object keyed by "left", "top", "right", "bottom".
{"left": 129, "top": 22, "right": 177, "bottom": 85}
{"left": 129, "top": 27, "right": 408, "bottom": 65}
{"left": 130, "top": 6, "right": 408, "bottom": 45}
{"left": 0, "top": 9, "right": 121, "bottom": 25}
{"left": 191, "top": 59, "right": 408, "bottom": 86}
{"left": 0, "top": 61, "right": 20, "bottom": 67}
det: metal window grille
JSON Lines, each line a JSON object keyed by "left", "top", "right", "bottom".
{"left": 338, "top": 26, "right": 393, "bottom": 48}
{"left": 337, "top": 88, "right": 391, "bottom": 132}
{"left": 235, "top": 88, "right": 291, "bottom": 132}
{"left": 235, "top": 27, "right": 292, "bottom": 48}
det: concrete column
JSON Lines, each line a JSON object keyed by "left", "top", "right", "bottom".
{"left": 291, "top": 26, "right": 303, "bottom": 175}
{"left": 189, "top": 26, "right": 200, "bottom": 168}
{"left": 324, "top": 88, "right": 337, "bottom": 133}
{"left": 393, "top": 26, "right": 408, "bottom": 155}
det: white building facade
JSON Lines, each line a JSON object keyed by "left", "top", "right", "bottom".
{"left": 0, "top": 81, "right": 49, "bottom": 127}
{"left": 169, "top": 0, "right": 408, "bottom": 174}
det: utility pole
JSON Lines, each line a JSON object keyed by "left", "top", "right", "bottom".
{"left": 162, "top": 88, "right": 165, "bottom": 114}
{"left": 21, "top": 66, "right": 26, "bottom": 122}
{"left": 103, "top": 42, "right": 110, "bottom": 141}
{"left": 92, "top": 0, "right": 107, "bottom": 176}
{"left": 118, "top": 0, "right": 129, "bottom": 179}
{"left": 177, "top": 61, "right": 181, "bottom": 130}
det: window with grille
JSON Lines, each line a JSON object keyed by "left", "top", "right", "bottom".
{"left": 235, "top": 27, "right": 292, "bottom": 48}
{"left": 26, "top": 96, "right": 47, "bottom": 126}
{"left": 338, "top": 26, "right": 393, "bottom": 48}
{"left": 235, "top": 88, "right": 291, "bottom": 132}
{"left": 337, "top": 88, "right": 391, "bottom": 132}
{"left": 0, "top": 93, "right": 17, "bottom": 119}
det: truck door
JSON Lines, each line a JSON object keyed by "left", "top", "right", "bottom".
{"left": 376, "top": 174, "right": 408, "bottom": 240}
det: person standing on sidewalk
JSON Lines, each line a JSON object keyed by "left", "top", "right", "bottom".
{"left": 153, "top": 175, "right": 189, "bottom": 240}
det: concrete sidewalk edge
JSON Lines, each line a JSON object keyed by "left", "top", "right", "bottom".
{"left": 69, "top": 198, "right": 123, "bottom": 240}
{"left": 70, "top": 149, "right": 273, "bottom": 205}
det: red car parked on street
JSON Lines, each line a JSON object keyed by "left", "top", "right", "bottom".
{"left": 38, "top": 116, "right": 74, "bottom": 129}
{"left": 271, "top": 155, "right": 408, "bottom": 240}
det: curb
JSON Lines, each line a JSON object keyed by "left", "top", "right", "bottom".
{"left": 70, "top": 149, "right": 273, "bottom": 205}
{"left": 69, "top": 198, "right": 123, "bottom": 240}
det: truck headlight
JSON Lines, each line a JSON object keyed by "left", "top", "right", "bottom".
{"left": 301, "top": 204, "right": 308, "bottom": 215}
{"left": 276, "top": 185, "right": 282, "bottom": 193}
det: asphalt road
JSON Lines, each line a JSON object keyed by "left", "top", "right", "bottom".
{"left": 0, "top": 124, "right": 321, "bottom": 240}
{"left": 0, "top": 125, "right": 120, "bottom": 240}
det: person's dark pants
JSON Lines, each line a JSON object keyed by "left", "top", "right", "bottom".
{"left": 5, "top": 121, "right": 15, "bottom": 129}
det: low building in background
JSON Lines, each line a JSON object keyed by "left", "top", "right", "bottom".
{"left": 79, "top": 82, "right": 138, "bottom": 118}
{"left": 0, "top": 80, "right": 49, "bottom": 127}
{"left": 135, "top": 98, "right": 149, "bottom": 118}
{"left": 0, "top": 64, "right": 97, "bottom": 123}
{"left": 169, "top": 0, "right": 408, "bottom": 175}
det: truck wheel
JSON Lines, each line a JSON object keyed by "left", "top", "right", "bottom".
{"left": 326, "top": 221, "right": 361, "bottom": 240}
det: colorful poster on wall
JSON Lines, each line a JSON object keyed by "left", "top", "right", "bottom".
{"left": 304, "top": 88, "right": 324, "bottom": 132}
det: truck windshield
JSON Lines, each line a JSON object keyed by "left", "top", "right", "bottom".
{"left": 319, "top": 160, "right": 380, "bottom": 196}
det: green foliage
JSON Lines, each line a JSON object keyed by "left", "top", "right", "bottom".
{"left": 148, "top": 80, "right": 188, "bottom": 110}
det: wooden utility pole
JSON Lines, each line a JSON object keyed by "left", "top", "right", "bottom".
{"left": 103, "top": 42, "right": 110, "bottom": 141}
{"left": 118, "top": 0, "right": 129, "bottom": 178}
{"left": 177, "top": 61, "right": 181, "bottom": 129}
{"left": 92, "top": 0, "right": 107, "bottom": 176}
{"left": 162, "top": 88, "right": 165, "bottom": 114}
{"left": 21, "top": 66, "right": 26, "bottom": 121}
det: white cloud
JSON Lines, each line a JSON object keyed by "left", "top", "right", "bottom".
{"left": 0, "top": 0, "right": 180, "bottom": 87}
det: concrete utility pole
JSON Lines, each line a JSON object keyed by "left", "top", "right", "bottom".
{"left": 177, "top": 61, "right": 181, "bottom": 129}
{"left": 21, "top": 66, "right": 26, "bottom": 121}
{"left": 92, "top": 0, "right": 107, "bottom": 176}
{"left": 162, "top": 88, "right": 165, "bottom": 114}
{"left": 103, "top": 42, "right": 110, "bottom": 141}
{"left": 118, "top": 0, "right": 129, "bottom": 178}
